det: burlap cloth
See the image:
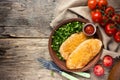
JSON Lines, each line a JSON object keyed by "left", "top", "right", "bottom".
{"left": 50, "top": 0, "right": 120, "bottom": 59}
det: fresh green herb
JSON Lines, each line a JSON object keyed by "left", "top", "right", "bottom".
{"left": 51, "top": 70, "right": 54, "bottom": 77}
{"left": 51, "top": 21, "right": 85, "bottom": 60}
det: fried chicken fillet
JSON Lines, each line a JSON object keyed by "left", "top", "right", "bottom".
{"left": 66, "top": 39, "right": 102, "bottom": 69}
{"left": 59, "top": 32, "right": 87, "bottom": 60}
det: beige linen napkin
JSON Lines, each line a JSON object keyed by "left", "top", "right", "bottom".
{"left": 50, "top": 0, "right": 120, "bottom": 58}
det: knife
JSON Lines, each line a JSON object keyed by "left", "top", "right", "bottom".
{"left": 38, "top": 58, "right": 90, "bottom": 80}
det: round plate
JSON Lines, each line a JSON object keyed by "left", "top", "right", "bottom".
{"left": 48, "top": 18, "right": 103, "bottom": 72}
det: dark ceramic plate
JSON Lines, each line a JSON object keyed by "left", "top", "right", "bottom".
{"left": 48, "top": 18, "right": 103, "bottom": 72}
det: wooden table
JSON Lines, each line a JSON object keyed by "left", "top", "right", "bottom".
{"left": 0, "top": 0, "right": 120, "bottom": 80}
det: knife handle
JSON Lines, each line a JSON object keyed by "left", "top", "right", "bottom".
{"left": 61, "top": 71, "right": 79, "bottom": 80}
{"left": 73, "top": 72, "right": 90, "bottom": 78}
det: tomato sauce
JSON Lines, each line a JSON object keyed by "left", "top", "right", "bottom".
{"left": 84, "top": 25, "right": 95, "bottom": 35}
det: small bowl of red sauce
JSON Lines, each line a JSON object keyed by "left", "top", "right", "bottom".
{"left": 83, "top": 23, "right": 96, "bottom": 36}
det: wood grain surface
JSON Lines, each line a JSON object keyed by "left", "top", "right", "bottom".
{"left": 0, "top": 39, "right": 66, "bottom": 80}
{"left": 0, "top": 0, "right": 120, "bottom": 80}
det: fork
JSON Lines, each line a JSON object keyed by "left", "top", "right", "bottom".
{"left": 38, "top": 58, "right": 90, "bottom": 80}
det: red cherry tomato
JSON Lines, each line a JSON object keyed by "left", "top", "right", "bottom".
{"left": 94, "top": 65, "right": 104, "bottom": 76}
{"left": 105, "top": 6, "right": 115, "bottom": 17}
{"left": 112, "top": 14, "right": 120, "bottom": 24}
{"left": 84, "top": 25, "right": 94, "bottom": 34}
{"left": 88, "top": 0, "right": 97, "bottom": 10}
{"left": 98, "top": 0, "right": 108, "bottom": 9}
{"left": 103, "top": 55, "right": 113, "bottom": 67}
{"left": 91, "top": 10, "right": 102, "bottom": 23}
{"left": 105, "top": 23, "right": 117, "bottom": 36}
{"left": 99, "top": 15, "right": 109, "bottom": 27}
{"left": 114, "top": 31, "right": 120, "bottom": 42}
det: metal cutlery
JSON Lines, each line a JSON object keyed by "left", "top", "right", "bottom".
{"left": 38, "top": 58, "right": 90, "bottom": 80}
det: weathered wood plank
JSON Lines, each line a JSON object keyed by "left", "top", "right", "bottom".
{"left": 0, "top": 0, "right": 57, "bottom": 37}
{"left": 0, "top": 39, "right": 67, "bottom": 80}
{"left": 0, "top": 0, "right": 56, "bottom": 27}
{"left": 0, "top": 0, "right": 17, "bottom": 2}
{"left": 0, "top": 27, "right": 52, "bottom": 37}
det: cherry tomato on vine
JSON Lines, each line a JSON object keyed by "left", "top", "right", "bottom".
{"left": 105, "top": 23, "right": 117, "bottom": 36}
{"left": 114, "top": 31, "right": 120, "bottom": 42}
{"left": 99, "top": 15, "right": 109, "bottom": 27}
{"left": 91, "top": 10, "right": 102, "bottom": 23}
{"left": 98, "top": 0, "right": 108, "bottom": 9}
{"left": 88, "top": 0, "right": 97, "bottom": 10}
{"left": 105, "top": 6, "right": 115, "bottom": 17}
{"left": 112, "top": 14, "right": 120, "bottom": 24}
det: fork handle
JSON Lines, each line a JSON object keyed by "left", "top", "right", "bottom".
{"left": 60, "top": 71, "right": 79, "bottom": 80}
